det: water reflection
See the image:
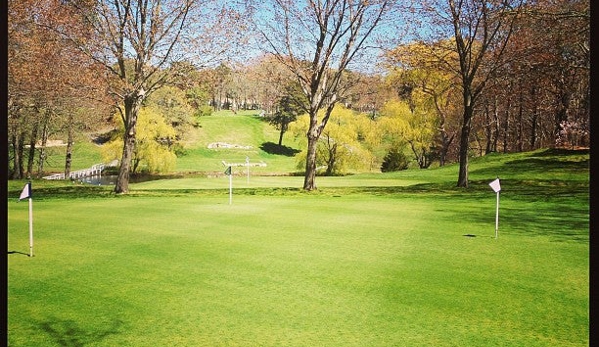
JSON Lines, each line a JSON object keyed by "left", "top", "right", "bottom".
{"left": 78, "top": 174, "right": 158, "bottom": 185}
{"left": 78, "top": 175, "right": 117, "bottom": 185}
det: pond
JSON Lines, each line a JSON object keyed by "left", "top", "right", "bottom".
{"left": 78, "top": 174, "right": 159, "bottom": 185}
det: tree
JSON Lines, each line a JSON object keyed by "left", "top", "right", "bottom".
{"left": 468, "top": 0, "right": 589, "bottom": 153}
{"left": 102, "top": 106, "right": 177, "bottom": 174}
{"left": 415, "top": 0, "right": 523, "bottom": 187}
{"left": 268, "top": 83, "right": 306, "bottom": 146}
{"left": 290, "top": 105, "right": 372, "bottom": 175}
{"left": 379, "top": 98, "right": 437, "bottom": 169}
{"left": 384, "top": 41, "right": 461, "bottom": 166}
{"left": 57, "top": 0, "right": 242, "bottom": 193}
{"left": 145, "top": 85, "right": 196, "bottom": 144}
{"left": 515, "top": 0, "right": 589, "bottom": 149}
{"left": 344, "top": 73, "right": 393, "bottom": 117}
{"left": 380, "top": 148, "right": 410, "bottom": 172}
{"left": 448, "top": 0, "right": 523, "bottom": 187}
{"left": 254, "top": 0, "right": 398, "bottom": 190}
{"left": 8, "top": 0, "right": 108, "bottom": 179}
{"left": 245, "top": 54, "right": 297, "bottom": 115}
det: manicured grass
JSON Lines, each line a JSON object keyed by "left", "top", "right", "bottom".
{"left": 37, "top": 141, "right": 106, "bottom": 173}
{"left": 176, "top": 110, "right": 303, "bottom": 174}
{"left": 7, "top": 149, "right": 589, "bottom": 346}
{"left": 40, "top": 110, "right": 304, "bottom": 175}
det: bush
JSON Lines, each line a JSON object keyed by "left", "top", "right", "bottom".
{"left": 381, "top": 148, "right": 410, "bottom": 172}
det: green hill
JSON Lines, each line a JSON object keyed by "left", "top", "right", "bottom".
{"left": 175, "top": 110, "right": 302, "bottom": 175}
{"left": 39, "top": 109, "right": 302, "bottom": 176}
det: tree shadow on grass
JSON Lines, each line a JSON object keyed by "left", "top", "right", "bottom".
{"left": 465, "top": 203, "right": 589, "bottom": 243}
{"left": 471, "top": 149, "right": 589, "bottom": 177}
{"left": 37, "top": 317, "right": 125, "bottom": 347}
{"left": 501, "top": 206, "right": 588, "bottom": 243}
{"left": 260, "top": 142, "right": 301, "bottom": 157}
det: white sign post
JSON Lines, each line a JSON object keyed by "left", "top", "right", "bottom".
{"left": 489, "top": 178, "right": 501, "bottom": 239}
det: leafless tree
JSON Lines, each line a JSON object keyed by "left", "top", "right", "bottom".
{"left": 57, "top": 0, "right": 244, "bottom": 193}
{"left": 254, "top": 0, "right": 402, "bottom": 190}
{"left": 415, "top": 0, "right": 523, "bottom": 187}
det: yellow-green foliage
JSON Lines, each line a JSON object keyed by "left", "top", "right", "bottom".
{"left": 290, "top": 105, "right": 378, "bottom": 174}
{"left": 102, "top": 106, "right": 177, "bottom": 174}
{"left": 145, "top": 85, "right": 196, "bottom": 143}
{"left": 380, "top": 97, "right": 437, "bottom": 161}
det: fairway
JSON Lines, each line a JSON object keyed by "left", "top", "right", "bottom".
{"left": 7, "top": 177, "right": 588, "bottom": 346}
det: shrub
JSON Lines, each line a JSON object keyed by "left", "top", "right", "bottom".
{"left": 381, "top": 148, "right": 410, "bottom": 172}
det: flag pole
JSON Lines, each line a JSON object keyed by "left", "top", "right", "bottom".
{"left": 19, "top": 181, "right": 34, "bottom": 256}
{"left": 224, "top": 165, "right": 233, "bottom": 205}
{"left": 488, "top": 177, "right": 501, "bottom": 239}
{"left": 495, "top": 190, "right": 500, "bottom": 239}
{"left": 28, "top": 194, "right": 34, "bottom": 257}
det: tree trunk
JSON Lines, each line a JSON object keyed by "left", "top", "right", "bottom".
{"left": 37, "top": 120, "right": 49, "bottom": 177}
{"left": 457, "top": 104, "right": 473, "bottom": 188}
{"left": 10, "top": 133, "right": 25, "bottom": 179}
{"left": 492, "top": 99, "right": 499, "bottom": 153}
{"left": 554, "top": 83, "right": 570, "bottom": 141}
{"left": 325, "top": 143, "right": 337, "bottom": 176}
{"left": 115, "top": 94, "right": 143, "bottom": 194}
{"left": 303, "top": 136, "right": 318, "bottom": 190}
{"left": 27, "top": 124, "right": 38, "bottom": 178}
{"left": 278, "top": 127, "right": 284, "bottom": 146}
{"left": 64, "top": 118, "right": 74, "bottom": 178}
{"left": 517, "top": 87, "right": 524, "bottom": 152}
{"left": 484, "top": 103, "right": 493, "bottom": 154}
{"left": 530, "top": 111, "right": 538, "bottom": 149}
{"left": 439, "top": 133, "right": 452, "bottom": 167}
{"left": 303, "top": 121, "right": 320, "bottom": 190}
{"left": 503, "top": 106, "right": 510, "bottom": 153}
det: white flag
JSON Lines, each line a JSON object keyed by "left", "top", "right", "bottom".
{"left": 489, "top": 178, "right": 501, "bottom": 193}
{"left": 19, "top": 183, "right": 31, "bottom": 200}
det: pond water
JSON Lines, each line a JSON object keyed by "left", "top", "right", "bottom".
{"left": 78, "top": 175, "right": 157, "bottom": 185}
{"left": 78, "top": 175, "right": 118, "bottom": 185}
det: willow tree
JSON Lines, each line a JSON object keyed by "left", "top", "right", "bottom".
{"left": 254, "top": 0, "right": 401, "bottom": 190}
{"left": 57, "top": 0, "right": 243, "bottom": 193}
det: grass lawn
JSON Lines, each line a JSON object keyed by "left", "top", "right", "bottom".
{"left": 7, "top": 149, "right": 589, "bottom": 346}
{"left": 175, "top": 110, "right": 304, "bottom": 175}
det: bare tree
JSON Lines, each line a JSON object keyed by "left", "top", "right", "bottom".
{"left": 416, "top": 0, "right": 523, "bottom": 187}
{"left": 254, "top": 0, "right": 400, "bottom": 190}
{"left": 57, "top": 0, "right": 243, "bottom": 193}
{"left": 8, "top": 0, "right": 108, "bottom": 179}
{"left": 448, "top": 0, "right": 523, "bottom": 187}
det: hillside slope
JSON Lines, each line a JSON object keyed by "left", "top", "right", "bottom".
{"left": 175, "top": 110, "right": 302, "bottom": 174}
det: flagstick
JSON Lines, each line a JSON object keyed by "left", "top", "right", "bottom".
{"left": 495, "top": 191, "right": 500, "bottom": 239}
{"left": 28, "top": 196, "right": 34, "bottom": 257}
{"left": 488, "top": 177, "right": 501, "bottom": 239}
